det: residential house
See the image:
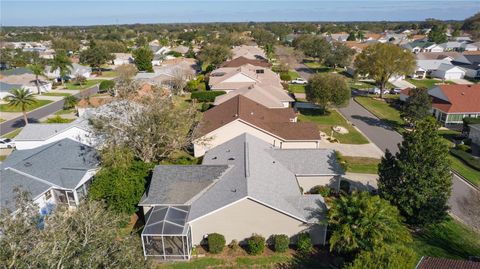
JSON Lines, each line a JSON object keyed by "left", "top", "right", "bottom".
{"left": 437, "top": 41, "right": 479, "bottom": 52}
{"left": 14, "top": 117, "right": 94, "bottom": 150}
{"left": 220, "top": 56, "right": 271, "bottom": 68}
{"left": 112, "top": 53, "right": 134, "bottom": 66}
{"left": 469, "top": 124, "right": 480, "bottom": 157}
{"left": 430, "top": 64, "right": 465, "bottom": 80}
{"left": 413, "top": 52, "right": 468, "bottom": 79}
{"left": 45, "top": 63, "right": 92, "bottom": 80}
{"left": 231, "top": 45, "right": 267, "bottom": 60}
{"left": 139, "top": 133, "right": 342, "bottom": 259}
{"left": 416, "top": 256, "right": 480, "bottom": 269}
{"left": 171, "top": 45, "right": 190, "bottom": 55}
{"left": 134, "top": 58, "right": 198, "bottom": 88}
{"left": 428, "top": 84, "right": 480, "bottom": 127}
{"left": 0, "top": 138, "right": 99, "bottom": 214}
{"left": 0, "top": 81, "right": 22, "bottom": 99}
{"left": 402, "top": 40, "right": 435, "bottom": 53}
{"left": 193, "top": 95, "right": 320, "bottom": 157}
{"left": 76, "top": 96, "right": 113, "bottom": 117}
{"left": 451, "top": 54, "right": 480, "bottom": 79}
{"left": 0, "top": 73, "right": 52, "bottom": 95}
{"left": 328, "top": 32, "right": 349, "bottom": 42}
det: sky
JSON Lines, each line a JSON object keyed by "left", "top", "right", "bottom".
{"left": 1, "top": 0, "right": 479, "bottom": 26}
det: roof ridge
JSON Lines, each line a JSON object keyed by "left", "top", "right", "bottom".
{"left": 5, "top": 167, "right": 59, "bottom": 188}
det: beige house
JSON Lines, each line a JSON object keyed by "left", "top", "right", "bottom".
{"left": 231, "top": 45, "right": 267, "bottom": 60}
{"left": 139, "top": 134, "right": 342, "bottom": 260}
{"left": 194, "top": 95, "right": 321, "bottom": 157}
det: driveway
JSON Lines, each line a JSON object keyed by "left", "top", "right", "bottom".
{"left": 0, "top": 86, "right": 99, "bottom": 136}
{"left": 449, "top": 173, "right": 480, "bottom": 230}
{"left": 390, "top": 79, "right": 416, "bottom": 89}
{"left": 450, "top": 78, "right": 474, "bottom": 85}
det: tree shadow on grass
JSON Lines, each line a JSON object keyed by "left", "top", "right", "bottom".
{"left": 297, "top": 108, "right": 327, "bottom": 116}
{"left": 276, "top": 247, "right": 344, "bottom": 269}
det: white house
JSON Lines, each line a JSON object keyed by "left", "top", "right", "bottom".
{"left": 112, "top": 53, "right": 134, "bottom": 66}
{"left": 431, "top": 64, "right": 465, "bottom": 80}
{"left": 0, "top": 74, "right": 52, "bottom": 95}
{"left": 45, "top": 63, "right": 92, "bottom": 80}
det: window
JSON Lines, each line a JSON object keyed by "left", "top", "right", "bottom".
{"left": 255, "top": 69, "right": 264, "bottom": 74}
{"left": 44, "top": 190, "right": 52, "bottom": 200}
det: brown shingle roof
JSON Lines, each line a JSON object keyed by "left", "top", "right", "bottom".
{"left": 198, "top": 95, "right": 320, "bottom": 140}
{"left": 416, "top": 257, "right": 480, "bottom": 269}
{"left": 432, "top": 84, "right": 480, "bottom": 113}
{"left": 221, "top": 56, "right": 271, "bottom": 68}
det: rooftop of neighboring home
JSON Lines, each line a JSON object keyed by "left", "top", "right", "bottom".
{"left": 198, "top": 95, "right": 320, "bottom": 140}
{"left": 428, "top": 84, "right": 480, "bottom": 113}
{"left": 76, "top": 96, "right": 113, "bottom": 109}
{"left": 140, "top": 133, "right": 339, "bottom": 223}
{"left": 231, "top": 45, "right": 266, "bottom": 60}
{"left": 403, "top": 40, "right": 434, "bottom": 50}
{"left": 15, "top": 117, "right": 91, "bottom": 142}
{"left": 0, "top": 73, "right": 50, "bottom": 86}
{"left": 416, "top": 52, "right": 467, "bottom": 62}
{"left": 416, "top": 256, "right": 480, "bottom": 269}
{"left": 451, "top": 54, "right": 480, "bottom": 70}
{"left": 213, "top": 82, "right": 294, "bottom": 108}
{"left": 0, "top": 138, "right": 99, "bottom": 212}
{"left": 364, "top": 33, "right": 383, "bottom": 40}
{"left": 112, "top": 52, "right": 133, "bottom": 60}
{"left": 220, "top": 56, "right": 271, "bottom": 68}
{"left": 171, "top": 45, "right": 189, "bottom": 54}
{"left": 344, "top": 41, "right": 374, "bottom": 52}
{"left": 209, "top": 63, "right": 283, "bottom": 91}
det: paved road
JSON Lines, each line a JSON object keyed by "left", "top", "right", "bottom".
{"left": 0, "top": 86, "right": 99, "bottom": 136}
{"left": 449, "top": 173, "right": 479, "bottom": 230}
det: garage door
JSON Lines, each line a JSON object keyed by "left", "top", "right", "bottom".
{"left": 444, "top": 72, "right": 464, "bottom": 80}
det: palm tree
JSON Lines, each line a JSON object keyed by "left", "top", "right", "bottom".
{"left": 29, "top": 63, "right": 46, "bottom": 95}
{"left": 50, "top": 50, "right": 73, "bottom": 84}
{"left": 328, "top": 191, "right": 411, "bottom": 255}
{"left": 5, "top": 88, "right": 37, "bottom": 125}
{"left": 63, "top": 95, "right": 78, "bottom": 110}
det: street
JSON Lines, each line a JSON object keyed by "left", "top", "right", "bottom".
{"left": 0, "top": 86, "right": 99, "bottom": 136}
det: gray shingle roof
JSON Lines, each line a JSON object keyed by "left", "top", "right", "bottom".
{"left": 15, "top": 117, "right": 90, "bottom": 141}
{"left": 0, "top": 138, "right": 99, "bottom": 212}
{"left": 266, "top": 149, "right": 343, "bottom": 175}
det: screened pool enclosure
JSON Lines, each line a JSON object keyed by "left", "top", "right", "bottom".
{"left": 141, "top": 206, "right": 192, "bottom": 260}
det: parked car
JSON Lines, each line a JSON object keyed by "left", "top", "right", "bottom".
{"left": 369, "top": 87, "right": 389, "bottom": 95}
{"left": 390, "top": 88, "right": 403, "bottom": 94}
{"left": 290, "top": 78, "right": 308, "bottom": 85}
{"left": 0, "top": 138, "right": 15, "bottom": 149}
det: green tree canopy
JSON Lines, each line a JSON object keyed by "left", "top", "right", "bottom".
{"left": 347, "top": 32, "right": 356, "bottom": 41}
{"left": 345, "top": 244, "right": 417, "bottom": 269}
{"left": 293, "top": 35, "right": 331, "bottom": 62}
{"left": 198, "top": 44, "right": 232, "bottom": 67}
{"left": 428, "top": 24, "right": 448, "bottom": 43}
{"left": 305, "top": 73, "right": 350, "bottom": 111}
{"left": 29, "top": 63, "right": 46, "bottom": 95}
{"left": 378, "top": 117, "right": 452, "bottom": 226}
{"left": 80, "top": 42, "right": 114, "bottom": 72}
{"left": 401, "top": 88, "right": 432, "bottom": 125}
{"left": 325, "top": 42, "right": 356, "bottom": 68}
{"left": 329, "top": 191, "right": 411, "bottom": 254}
{"left": 132, "top": 46, "right": 154, "bottom": 72}
{"left": 354, "top": 43, "right": 415, "bottom": 98}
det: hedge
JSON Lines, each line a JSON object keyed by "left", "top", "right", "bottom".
{"left": 308, "top": 185, "right": 332, "bottom": 196}
{"left": 450, "top": 149, "right": 480, "bottom": 171}
{"left": 273, "top": 234, "right": 290, "bottom": 253}
{"left": 296, "top": 233, "right": 313, "bottom": 254}
{"left": 191, "top": 91, "right": 226, "bottom": 102}
{"left": 246, "top": 234, "right": 265, "bottom": 255}
{"left": 207, "top": 233, "right": 226, "bottom": 254}
{"left": 280, "top": 72, "right": 292, "bottom": 81}
{"left": 99, "top": 80, "right": 115, "bottom": 92}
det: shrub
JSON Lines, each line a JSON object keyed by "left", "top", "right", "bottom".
{"left": 185, "top": 80, "right": 199, "bottom": 92}
{"left": 201, "top": 102, "right": 213, "bottom": 112}
{"left": 46, "top": 115, "right": 73, "bottom": 123}
{"left": 273, "top": 234, "right": 290, "bottom": 253}
{"left": 335, "top": 150, "right": 349, "bottom": 172}
{"left": 191, "top": 91, "right": 226, "bottom": 102}
{"left": 228, "top": 240, "right": 240, "bottom": 251}
{"left": 246, "top": 234, "right": 265, "bottom": 255}
{"left": 450, "top": 149, "right": 480, "bottom": 171}
{"left": 73, "top": 75, "right": 87, "bottom": 85}
{"left": 167, "top": 51, "right": 182, "bottom": 57}
{"left": 280, "top": 72, "right": 292, "bottom": 81}
{"left": 63, "top": 95, "right": 78, "bottom": 110}
{"left": 99, "top": 80, "right": 115, "bottom": 93}
{"left": 457, "top": 144, "right": 471, "bottom": 152}
{"left": 340, "top": 180, "right": 351, "bottom": 194}
{"left": 296, "top": 233, "right": 313, "bottom": 254}
{"left": 207, "top": 233, "right": 226, "bottom": 254}
{"left": 308, "top": 185, "right": 332, "bottom": 196}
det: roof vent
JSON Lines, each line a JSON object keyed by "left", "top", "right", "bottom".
{"left": 212, "top": 156, "right": 217, "bottom": 160}
{"left": 461, "top": 92, "right": 465, "bottom": 95}
{"left": 24, "top": 162, "right": 32, "bottom": 167}
{"left": 228, "top": 157, "right": 235, "bottom": 161}
{"left": 231, "top": 189, "right": 237, "bottom": 193}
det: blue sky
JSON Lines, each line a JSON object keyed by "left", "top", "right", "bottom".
{"left": 1, "top": 1, "right": 479, "bottom": 26}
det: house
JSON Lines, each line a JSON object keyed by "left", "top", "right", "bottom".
{"left": 194, "top": 95, "right": 321, "bottom": 157}
{"left": 430, "top": 64, "right": 465, "bottom": 80}
{"left": 231, "top": 45, "right": 266, "bottom": 60}
{"left": 76, "top": 96, "right": 113, "bottom": 117}
{"left": 45, "top": 63, "right": 92, "bottom": 80}
{"left": 0, "top": 81, "right": 22, "bottom": 99}
{"left": 171, "top": 45, "right": 189, "bottom": 55}
{"left": 451, "top": 54, "right": 480, "bottom": 79}
{"left": 139, "top": 133, "right": 342, "bottom": 259}
{"left": 135, "top": 58, "right": 198, "bottom": 88}
{"left": 213, "top": 83, "right": 294, "bottom": 109}
{"left": 469, "top": 124, "right": 480, "bottom": 157}
{"left": 0, "top": 138, "right": 99, "bottom": 214}
{"left": 413, "top": 52, "right": 468, "bottom": 79}
{"left": 14, "top": 117, "right": 94, "bottom": 150}
{"left": 437, "top": 41, "right": 478, "bottom": 52}
{"left": 328, "top": 32, "right": 349, "bottom": 42}
{"left": 402, "top": 40, "right": 435, "bottom": 53}
{"left": 415, "top": 256, "right": 480, "bottom": 269}
{"left": 220, "top": 56, "right": 271, "bottom": 68}
{"left": 399, "top": 88, "right": 412, "bottom": 102}
{"left": 112, "top": 53, "right": 134, "bottom": 65}
{"left": 428, "top": 84, "right": 480, "bottom": 127}
{"left": 0, "top": 73, "right": 52, "bottom": 95}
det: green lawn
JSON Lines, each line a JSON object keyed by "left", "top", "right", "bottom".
{"left": 288, "top": 70, "right": 300, "bottom": 79}
{"left": 2, "top": 128, "right": 22, "bottom": 139}
{"left": 0, "top": 118, "right": 5, "bottom": 123}
{"left": 288, "top": 84, "right": 306, "bottom": 93}
{"left": 449, "top": 155, "right": 480, "bottom": 187}
{"left": 55, "top": 108, "right": 76, "bottom": 115}
{"left": 406, "top": 79, "right": 455, "bottom": 89}
{"left": 98, "top": 70, "right": 117, "bottom": 78}
{"left": 0, "top": 99, "right": 53, "bottom": 112}
{"left": 42, "top": 92, "right": 72, "bottom": 97}
{"left": 65, "top": 79, "right": 103, "bottom": 90}
{"left": 298, "top": 108, "right": 369, "bottom": 144}
{"left": 355, "top": 96, "right": 405, "bottom": 132}
{"left": 343, "top": 156, "right": 380, "bottom": 174}
{"left": 411, "top": 218, "right": 480, "bottom": 259}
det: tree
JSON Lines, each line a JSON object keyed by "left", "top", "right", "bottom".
{"left": 305, "top": 73, "right": 350, "bottom": 112}
{"left": 354, "top": 43, "right": 415, "bottom": 99}
{"left": 357, "top": 31, "right": 365, "bottom": 41}
{"left": 116, "top": 64, "right": 138, "bottom": 81}
{"left": 63, "top": 95, "right": 78, "bottom": 110}
{"left": 329, "top": 191, "right": 411, "bottom": 254}
{"left": 345, "top": 244, "right": 417, "bottom": 269}
{"left": 28, "top": 63, "right": 46, "bottom": 95}
{"left": 0, "top": 191, "right": 150, "bottom": 269}
{"left": 5, "top": 88, "right": 37, "bottom": 125}
{"left": 80, "top": 42, "right": 114, "bottom": 73}
{"left": 462, "top": 12, "right": 480, "bottom": 39}
{"left": 73, "top": 75, "right": 87, "bottom": 86}
{"left": 347, "top": 32, "right": 356, "bottom": 41}
{"left": 428, "top": 24, "right": 448, "bottom": 44}
{"left": 325, "top": 42, "right": 356, "bottom": 68}
{"left": 378, "top": 117, "right": 452, "bottom": 226}
{"left": 401, "top": 88, "right": 432, "bottom": 125}
{"left": 251, "top": 28, "right": 276, "bottom": 47}
{"left": 89, "top": 147, "right": 153, "bottom": 214}
{"left": 50, "top": 49, "right": 73, "bottom": 84}
{"left": 293, "top": 35, "right": 331, "bottom": 62}
{"left": 132, "top": 47, "right": 154, "bottom": 72}
{"left": 198, "top": 44, "right": 232, "bottom": 67}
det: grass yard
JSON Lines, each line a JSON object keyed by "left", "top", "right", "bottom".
{"left": 355, "top": 96, "right": 405, "bottom": 132}
{"left": 2, "top": 128, "right": 22, "bottom": 139}
{"left": 298, "top": 108, "right": 369, "bottom": 144}
{"left": 288, "top": 70, "right": 300, "bottom": 79}
{"left": 55, "top": 108, "right": 76, "bottom": 115}
{"left": 0, "top": 118, "right": 5, "bottom": 123}
{"left": 449, "top": 155, "right": 480, "bottom": 187}
{"left": 98, "top": 70, "right": 117, "bottom": 78}
{"left": 0, "top": 99, "right": 53, "bottom": 112}
{"left": 343, "top": 156, "right": 380, "bottom": 174}
{"left": 288, "top": 84, "right": 306, "bottom": 93}
{"left": 42, "top": 92, "right": 72, "bottom": 97}
{"left": 65, "top": 79, "right": 103, "bottom": 90}
{"left": 406, "top": 78, "right": 455, "bottom": 89}
{"left": 411, "top": 218, "right": 480, "bottom": 260}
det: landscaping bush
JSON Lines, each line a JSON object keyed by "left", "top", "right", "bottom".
{"left": 340, "top": 180, "right": 351, "bottom": 194}
{"left": 280, "top": 72, "right": 292, "bottom": 81}
{"left": 457, "top": 144, "right": 471, "bottom": 152}
{"left": 207, "top": 233, "right": 226, "bottom": 254}
{"left": 228, "top": 240, "right": 240, "bottom": 251}
{"left": 296, "top": 233, "right": 313, "bottom": 254}
{"left": 246, "top": 234, "right": 265, "bottom": 255}
{"left": 99, "top": 80, "right": 115, "bottom": 93}
{"left": 450, "top": 149, "right": 480, "bottom": 171}
{"left": 335, "top": 150, "right": 349, "bottom": 172}
{"left": 308, "top": 185, "right": 332, "bottom": 196}
{"left": 201, "top": 102, "right": 213, "bottom": 112}
{"left": 167, "top": 51, "right": 182, "bottom": 57}
{"left": 46, "top": 115, "right": 73, "bottom": 123}
{"left": 73, "top": 75, "right": 87, "bottom": 85}
{"left": 191, "top": 91, "right": 226, "bottom": 102}
{"left": 273, "top": 234, "right": 290, "bottom": 253}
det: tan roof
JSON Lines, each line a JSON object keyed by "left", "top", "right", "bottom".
{"left": 431, "top": 84, "right": 480, "bottom": 113}
{"left": 0, "top": 73, "right": 48, "bottom": 86}
{"left": 77, "top": 96, "right": 113, "bottom": 108}
{"left": 221, "top": 56, "right": 271, "bottom": 68}
{"left": 365, "top": 33, "right": 383, "bottom": 40}
{"left": 209, "top": 64, "right": 283, "bottom": 91}
{"left": 463, "top": 50, "right": 480, "bottom": 55}
{"left": 344, "top": 41, "right": 373, "bottom": 52}
{"left": 416, "top": 52, "right": 464, "bottom": 60}
{"left": 416, "top": 257, "right": 480, "bottom": 269}
{"left": 214, "top": 83, "right": 293, "bottom": 108}
{"left": 411, "top": 34, "right": 427, "bottom": 41}
{"left": 113, "top": 53, "right": 132, "bottom": 60}
{"left": 231, "top": 45, "right": 266, "bottom": 60}
{"left": 199, "top": 95, "right": 319, "bottom": 140}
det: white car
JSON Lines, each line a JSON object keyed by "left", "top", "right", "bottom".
{"left": 0, "top": 138, "right": 15, "bottom": 149}
{"left": 290, "top": 78, "right": 308, "bottom": 85}
{"left": 369, "top": 87, "right": 390, "bottom": 95}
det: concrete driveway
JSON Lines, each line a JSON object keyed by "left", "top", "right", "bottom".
{"left": 450, "top": 78, "right": 474, "bottom": 85}
{"left": 391, "top": 79, "right": 416, "bottom": 89}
